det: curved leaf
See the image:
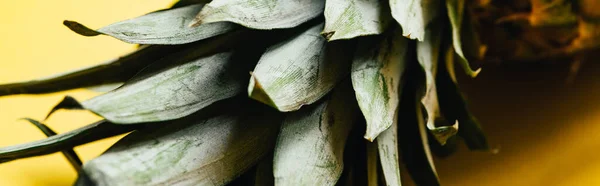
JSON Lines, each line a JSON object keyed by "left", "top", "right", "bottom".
{"left": 352, "top": 28, "right": 408, "bottom": 141}
{"left": 416, "top": 21, "right": 458, "bottom": 145}
{"left": 322, "top": 0, "right": 390, "bottom": 41}
{"left": 446, "top": 0, "right": 481, "bottom": 77}
{"left": 248, "top": 23, "right": 354, "bottom": 111}
{"left": 0, "top": 45, "right": 183, "bottom": 97}
{"left": 398, "top": 61, "right": 439, "bottom": 186}
{"left": 48, "top": 31, "right": 261, "bottom": 124}
{"left": 64, "top": 5, "right": 237, "bottom": 45}
{"left": 273, "top": 83, "right": 358, "bottom": 185}
{"left": 83, "top": 103, "right": 282, "bottom": 186}
{"left": 436, "top": 56, "right": 489, "bottom": 151}
{"left": 389, "top": 0, "right": 439, "bottom": 41}
{"left": 191, "top": 0, "right": 324, "bottom": 29}
{"left": 0, "top": 120, "right": 140, "bottom": 163}
{"left": 21, "top": 118, "right": 83, "bottom": 172}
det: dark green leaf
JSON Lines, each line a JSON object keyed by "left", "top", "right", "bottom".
{"left": 20, "top": 118, "right": 83, "bottom": 172}
{"left": 0, "top": 120, "right": 141, "bottom": 163}
{"left": 0, "top": 45, "right": 185, "bottom": 97}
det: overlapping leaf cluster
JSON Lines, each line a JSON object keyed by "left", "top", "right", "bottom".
{"left": 0, "top": 0, "right": 493, "bottom": 185}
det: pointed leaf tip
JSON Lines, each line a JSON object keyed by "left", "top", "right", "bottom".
{"left": 248, "top": 73, "right": 278, "bottom": 109}
{"left": 63, "top": 20, "right": 101, "bottom": 36}
{"left": 46, "top": 96, "right": 83, "bottom": 120}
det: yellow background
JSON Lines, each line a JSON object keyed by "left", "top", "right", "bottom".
{"left": 0, "top": 1, "right": 600, "bottom": 186}
{"left": 0, "top": 1, "right": 168, "bottom": 185}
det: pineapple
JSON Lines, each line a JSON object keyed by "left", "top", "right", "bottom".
{"left": 3, "top": 0, "right": 594, "bottom": 185}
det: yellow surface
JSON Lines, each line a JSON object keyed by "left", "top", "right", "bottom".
{"left": 1, "top": 1, "right": 600, "bottom": 186}
{"left": 0, "top": 1, "right": 168, "bottom": 185}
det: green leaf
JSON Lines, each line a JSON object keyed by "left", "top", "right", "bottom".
{"left": 0, "top": 120, "right": 141, "bottom": 163}
{"left": 48, "top": 31, "right": 261, "bottom": 124}
{"left": 20, "top": 118, "right": 83, "bottom": 172}
{"left": 416, "top": 20, "right": 458, "bottom": 145}
{"left": 64, "top": 5, "right": 236, "bottom": 45}
{"left": 0, "top": 45, "right": 183, "bottom": 97}
{"left": 322, "top": 0, "right": 391, "bottom": 41}
{"left": 436, "top": 56, "right": 490, "bottom": 151}
{"left": 398, "top": 62, "right": 439, "bottom": 186}
{"left": 376, "top": 121, "right": 401, "bottom": 186}
{"left": 446, "top": 0, "right": 481, "bottom": 78}
{"left": 83, "top": 102, "right": 282, "bottom": 186}
{"left": 352, "top": 27, "right": 408, "bottom": 141}
{"left": 190, "top": 0, "right": 324, "bottom": 29}
{"left": 389, "top": 0, "right": 440, "bottom": 41}
{"left": 273, "top": 82, "right": 358, "bottom": 185}
{"left": 248, "top": 23, "right": 354, "bottom": 111}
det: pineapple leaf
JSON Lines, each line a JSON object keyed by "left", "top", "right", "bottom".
{"left": 446, "top": 0, "right": 481, "bottom": 78}
{"left": 322, "top": 0, "right": 391, "bottom": 41}
{"left": 190, "top": 0, "right": 324, "bottom": 29}
{"left": 389, "top": 0, "right": 440, "bottom": 41}
{"left": 51, "top": 31, "right": 261, "bottom": 124}
{"left": 416, "top": 20, "right": 458, "bottom": 145}
{"left": 398, "top": 60, "right": 440, "bottom": 186}
{"left": 0, "top": 120, "right": 141, "bottom": 163}
{"left": 64, "top": 5, "right": 237, "bottom": 45}
{"left": 83, "top": 102, "right": 282, "bottom": 186}
{"left": 376, "top": 121, "right": 401, "bottom": 186}
{"left": 273, "top": 82, "right": 358, "bottom": 185}
{"left": 352, "top": 27, "right": 408, "bottom": 141}
{"left": 437, "top": 58, "right": 490, "bottom": 151}
{"left": 248, "top": 23, "right": 354, "bottom": 112}
{"left": 0, "top": 45, "right": 183, "bottom": 97}
{"left": 20, "top": 118, "right": 83, "bottom": 172}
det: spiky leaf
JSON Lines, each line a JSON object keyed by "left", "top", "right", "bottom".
{"left": 446, "top": 0, "right": 481, "bottom": 77}
{"left": 0, "top": 45, "right": 183, "bottom": 97}
{"left": 64, "top": 5, "right": 236, "bottom": 45}
{"left": 248, "top": 23, "right": 353, "bottom": 111}
{"left": 416, "top": 21, "right": 458, "bottom": 145}
{"left": 352, "top": 28, "right": 407, "bottom": 141}
{"left": 273, "top": 83, "right": 358, "bottom": 185}
{"left": 0, "top": 121, "right": 140, "bottom": 163}
{"left": 322, "top": 0, "right": 390, "bottom": 41}
{"left": 83, "top": 103, "right": 282, "bottom": 186}
{"left": 389, "top": 0, "right": 439, "bottom": 41}
{"left": 191, "top": 0, "right": 324, "bottom": 29}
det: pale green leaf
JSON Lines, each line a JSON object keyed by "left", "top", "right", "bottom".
{"left": 273, "top": 83, "right": 358, "bottom": 185}
{"left": 352, "top": 28, "right": 408, "bottom": 141}
{"left": 446, "top": 0, "right": 481, "bottom": 77}
{"left": 398, "top": 67, "right": 439, "bottom": 186}
{"left": 64, "top": 5, "right": 236, "bottom": 45}
{"left": 83, "top": 51, "right": 250, "bottom": 124}
{"left": 83, "top": 104, "right": 282, "bottom": 186}
{"left": 74, "top": 31, "right": 260, "bottom": 124}
{"left": 322, "top": 0, "right": 390, "bottom": 41}
{"left": 376, "top": 122, "right": 401, "bottom": 186}
{"left": 248, "top": 23, "right": 353, "bottom": 111}
{"left": 0, "top": 45, "right": 183, "bottom": 97}
{"left": 389, "top": 0, "right": 439, "bottom": 41}
{"left": 0, "top": 120, "right": 140, "bottom": 163}
{"left": 191, "top": 0, "right": 324, "bottom": 29}
{"left": 416, "top": 21, "right": 458, "bottom": 145}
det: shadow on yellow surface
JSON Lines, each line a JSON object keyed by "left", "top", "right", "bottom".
{"left": 1, "top": 1, "right": 600, "bottom": 186}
